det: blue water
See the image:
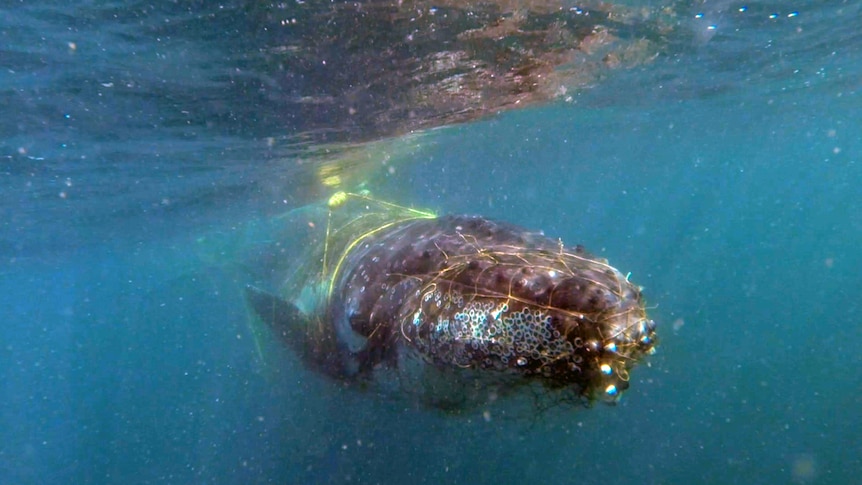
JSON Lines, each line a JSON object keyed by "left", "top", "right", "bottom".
{"left": 3, "top": 1, "right": 861, "bottom": 484}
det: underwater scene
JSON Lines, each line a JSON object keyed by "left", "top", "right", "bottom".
{"left": 1, "top": 1, "right": 860, "bottom": 484}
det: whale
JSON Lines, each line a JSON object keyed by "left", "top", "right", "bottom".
{"left": 247, "top": 193, "right": 656, "bottom": 410}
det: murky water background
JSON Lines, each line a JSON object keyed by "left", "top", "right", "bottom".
{"left": 2, "top": 1, "right": 860, "bottom": 483}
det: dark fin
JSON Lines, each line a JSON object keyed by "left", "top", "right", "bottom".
{"left": 245, "top": 285, "right": 309, "bottom": 348}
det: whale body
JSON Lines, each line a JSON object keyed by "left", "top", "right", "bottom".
{"left": 247, "top": 196, "right": 656, "bottom": 410}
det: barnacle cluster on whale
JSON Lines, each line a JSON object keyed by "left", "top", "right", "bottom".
{"left": 247, "top": 191, "right": 656, "bottom": 409}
